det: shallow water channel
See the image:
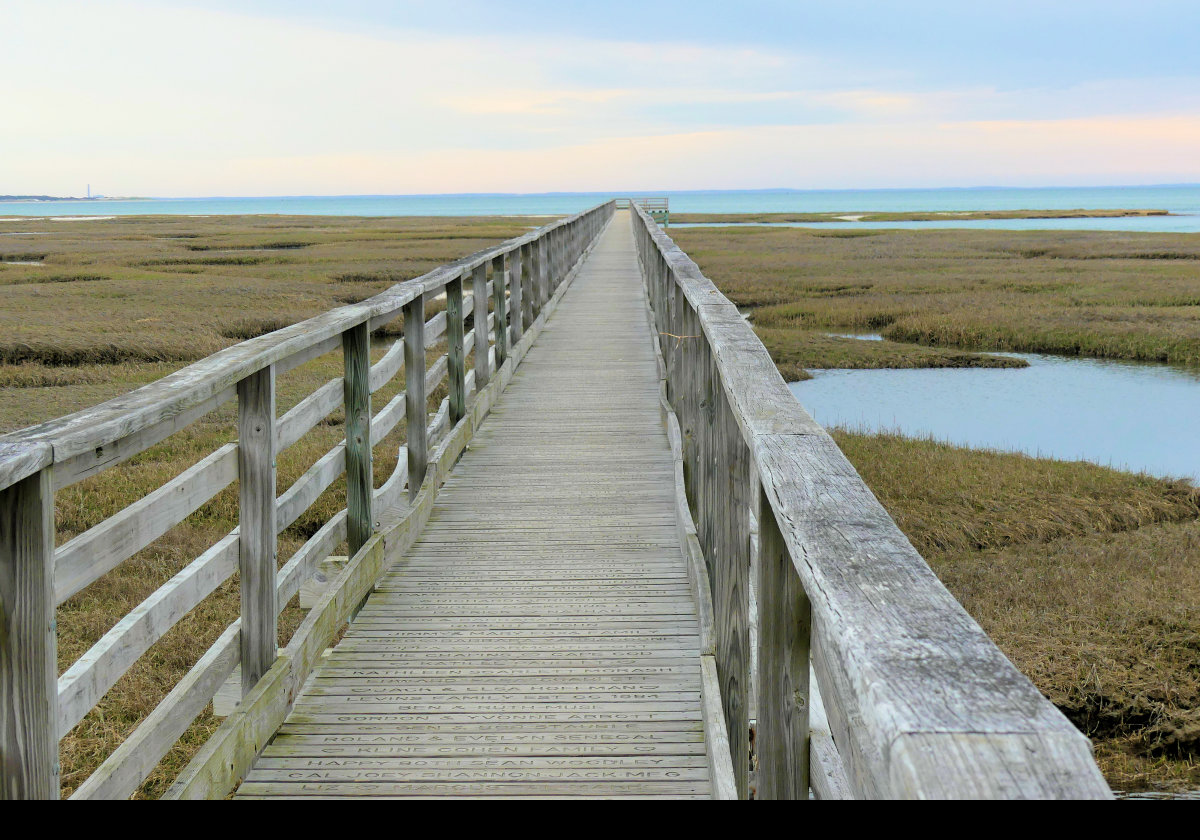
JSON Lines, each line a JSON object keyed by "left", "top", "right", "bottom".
{"left": 790, "top": 336, "right": 1200, "bottom": 482}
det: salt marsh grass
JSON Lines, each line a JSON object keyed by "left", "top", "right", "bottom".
{"left": 0, "top": 213, "right": 524, "bottom": 797}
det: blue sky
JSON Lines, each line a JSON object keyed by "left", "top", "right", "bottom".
{"left": 3, "top": 1, "right": 1199, "bottom": 195}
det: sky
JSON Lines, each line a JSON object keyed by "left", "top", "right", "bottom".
{"left": 2, "top": 0, "right": 1200, "bottom": 196}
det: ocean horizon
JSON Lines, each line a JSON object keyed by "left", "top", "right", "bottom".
{"left": 4, "top": 184, "right": 1200, "bottom": 231}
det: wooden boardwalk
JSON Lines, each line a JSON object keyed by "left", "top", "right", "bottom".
{"left": 236, "top": 213, "right": 711, "bottom": 799}
{"left": 2, "top": 200, "right": 1111, "bottom": 799}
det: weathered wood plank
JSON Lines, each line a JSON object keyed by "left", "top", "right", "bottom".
{"left": 277, "top": 378, "right": 341, "bottom": 452}
{"left": 57, "top": 532, "right": 239, "bottom": 738}
{"left": 69, "top": 622, "right": 240, "bottom": 800}
{"left": 472, "top": 262, "right": 490, "bottom": 389}
{"left": 754, "top": 489, "right": 810, "bottom": 800}
{"left": 237, "top": 366, "right": 278, "bottom": 696}
{"left": 53, "top": 443, "right": 238, "bottom": 605}
{"left": 491, "top": 256, "right": 508, "bottom": 368}
{"left": 342, "top": 324, "right": 373, "bottom": 555}
{"left": 0, "top": 462, "right": 57, "bottom": 799}
{"left": 446, "top": 272, "right": 467, "bottom": 424}
{"left": 403, "top": 297, "right": 427, "bottom": 503}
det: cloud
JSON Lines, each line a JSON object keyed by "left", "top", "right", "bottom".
{"left": 3, "top": 1, "right": 1199, "bottom": 193}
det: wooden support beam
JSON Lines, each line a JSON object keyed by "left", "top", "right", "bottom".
{"left": 509, "top": 248, "right": 524, "bottom": 345}
{"left": 491, "top": 255, "right": 508, "bottom": 368}
{"left": 236, "top": 365, "right": 278, "bottom": 696}
{"left": 0, "top": 457, "right": 57, "bottom": 799}
{"left": 472, "top": 262, "right": 490, "bottom": 390}
{"left": 342, "top": 323, "right": 373, "bottom": 555}
{"left": 445, "top": 273, "right": 467, "bottom": 425}
{"left": 403, "top": 297, "right": 427, "bottom": 502}
{"left": 521, "top": 242, "right": 534, "bottom": 329}
{"left": 755, "top": 489, "right": 811, "bottom": 799}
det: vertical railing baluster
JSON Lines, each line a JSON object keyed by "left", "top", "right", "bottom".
{"left": 491, "top": 254, "right": 509, "bottom": 368}
{"left": 522, "top": 242, "right": 535, "bottom": 326}
{"left": 343, "top": 323, "right": 373, "bottom": 555}
{"left": 473, "top": 262, "right": 490, "bottom": 390}
{"left": 510, "top": 247, "right": 524, "bottom": 346}
{"left": 756, "top": 490, "right": 812, "bottom": 799}
{"left": 403, "top": 297, "right": 427, "bottom": 501}
{"left": 0, "top": 453, "right": 57, "bottom": 799}
{"left": 532, "top": 237, "right": 545, "bottom": 317}
{"left": 446, "top": 273, "right": 466, "bottom": 425}
{"left": 237, "top": 365, "right": 278, "bottom": 695}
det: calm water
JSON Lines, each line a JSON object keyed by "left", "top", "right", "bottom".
{"left": 3, "top": 184, "right": 1200, "bottom": 228}
{"left": 791, "top": 346, "right": 1200, "bottom": 482}
{"left": 676, "top": 216, "right": 1200, "bottom": 233}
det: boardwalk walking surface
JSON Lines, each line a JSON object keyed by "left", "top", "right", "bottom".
{"left": 236, "top": 213, "right": 711, "bottom": 799}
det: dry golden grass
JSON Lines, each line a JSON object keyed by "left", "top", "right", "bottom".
{"left": 0, "top": 214, "right": 524, "bottom": 798}
{"left": 670, "top": 225, "right": 1200, "bottom": 376}
{"left": 832, "top": 431, "right": 1200, "bottom": 792}
{"left": 0, "top": 213, "right": 527, "bottom": 369}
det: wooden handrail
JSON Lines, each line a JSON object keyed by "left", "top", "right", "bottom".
{"left": 0, "top": 201, "right": 614, "bottom": 799}
{"left": 630, "top": 204, "right": 1111, "bottom": 800}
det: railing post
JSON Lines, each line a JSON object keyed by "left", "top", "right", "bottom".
{"left": 755, "top": 488, "right": 812, "bottom": 799}
{"left": 342, "top": 322, "right": 373, "bottom": 557}
{"left": 509, "top": 247, "right": 524, "bottom": 345}
{"left": 716, "top": 395, "right": 751, "bottom": 799}
{"left": 531, "top": 238, "right": 545, "bottom": 318}
{"left": 237, "top": 365, "right": 278, "bottom": 695}
{"left": 521, "top": 242, "right": 534, "bottom": 327}
{"left": 542, "top": 234, "right": 552, "bottom": 308}
{"left": 0, "top": 455, "right": 58, "bottom": 799}
{"left": 403, "top": 296, "right": 427, "bottom": 501}
{"left": 472, "top": 262, "right": 490, "bottom": 390}
{"left": 554, "top": 227, "right": 564, "bottom": 287}
{"left": 491, "top": 254, "right": 509, "bottom": 368}
{"left": 446, "top": 273, "right": 467, "bottom": 425}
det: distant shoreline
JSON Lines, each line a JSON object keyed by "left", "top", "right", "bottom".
{"left": 672, "top": 208, "right": 1173, "bottom": 224}
{"left": 0, "top": 195, "right": 146, "bottom": 202}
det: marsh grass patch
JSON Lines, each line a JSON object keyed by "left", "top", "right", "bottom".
{"left": 219, "top": 316, "right": 296, "bottom": 340}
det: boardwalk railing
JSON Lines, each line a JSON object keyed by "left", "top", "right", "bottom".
{"left": 616, "top": 196, "right": 669, "bottom": 226}
{"left": 0, "top": 201, "right": 614, "bottom": 799}
{"left": 631, "top": 204, "right": 1112, "bottom": 799}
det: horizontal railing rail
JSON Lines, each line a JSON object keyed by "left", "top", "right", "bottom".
{"left": 630, "top": 204, "right": 1111, "bottom": 800}
{"left": 0, "top": 200, "right": 615, "bottom": 799}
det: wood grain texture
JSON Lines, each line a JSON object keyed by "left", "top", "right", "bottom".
{"left": 403, "top": 297, "right": 427, "bottom": 503}
{"left": 57, "top": 532, "right": 239, "bottom": 738}
{"left": 343, "top": 323, "right": 374, "bottom": 556}
{"left": 69, "top": 622, "right": 240, "bottom": 800}
{"left": 754, "top": 487, "right": 810, "bottom": 800}
{"left": 472, "top": 262, "right": 491, "bottom": 389}
{"left": 0, "top": 465, "right": 57, "bottom": 799}
{"left": 53, "top": 442, "right": 238, "bottom": 605}
{"left": 491, "top": 256, "right": 509, "bottom": 368}
{"left": 446, "top": 273, "right": 467, "bottom": 425}
{"left": 237, "top": 365, "right": 278, "bottom": 695}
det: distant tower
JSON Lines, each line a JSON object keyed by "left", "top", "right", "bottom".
{"left": 87, "top": 184, "right": 91, "bottom": 199}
